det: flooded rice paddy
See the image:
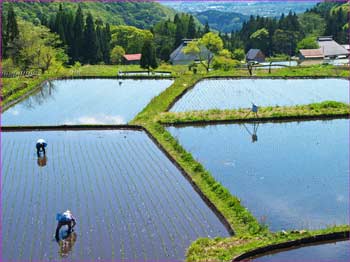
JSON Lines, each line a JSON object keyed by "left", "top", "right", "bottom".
{"left": 170, "top": 79, "right": 348, "bottom": 112}
{"left": 2, "top": 79, "right": 173, "bottom": 126}
{"left": 253, "top": 240, "right": 350, "bottom": 261}
{"left": 1, "top": 130, "right": 229, "bottom": 261}
{"left": 168, "top": 119, "right": 349, "bottom": 231}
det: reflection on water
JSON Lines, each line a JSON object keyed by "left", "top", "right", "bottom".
{"left": 253, "top": 240, "right": 350, "bottom": 261}
{"left": 58, "top": 232, "right": 77, "bottom": 258}
{"left": 2, "top": 79, "right": 173, "bottom": 126}
{"left": 171, "top": 79, "right": 349, "bottom": 112}
{"left": 242, "top": 122, "right": 259, "bottom": 143}
{"left": 2, "top": 130, "right": 228, "bottom": 260}
{"left": 168, "top": 119, "right": 349, "bottom": 231}
{"left": 37, "top": 155, "right": 47, "bottom": 167}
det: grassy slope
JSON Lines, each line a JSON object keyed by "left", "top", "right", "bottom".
{"left": 2, "top": 1, "right": 175, "bottom": 29}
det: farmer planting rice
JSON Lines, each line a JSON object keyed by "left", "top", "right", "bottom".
{"left": 55, "top": 210, "right": 76, "bottom": 242}
{"left": 36, "top": 138, "right": 47, "bottom": 157}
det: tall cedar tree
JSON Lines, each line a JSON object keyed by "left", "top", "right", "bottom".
{"left": 140, "top": 39, "right": 158, "bottom": 73}
{"left": 4, "top": 5, "right": 19, "bottom": 58}
{"left": 72, "top": 5, "right": 84, "bottom": 62}
{"left": 187, "top": 15, "right": 196, "bottom": 38}
{"left": 83, "top": 13, "right": 98, "bottom": 64}
{"left": 174, "top": 18, "right": 185, "bottom": 48}
{"left": 204, "top": 21, "right": 210, "bottom": 34}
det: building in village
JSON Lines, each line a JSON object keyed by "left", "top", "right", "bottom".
{"left": 246, "top": 49, "right": 266, "bottom": 63}
{"left": 169, "top": 39, "right": 213, "bottom": 65}
{"left": 123, "top": 53, "right": 142, "bottom": 65}
{"left": 299, "top": 36, "right": 349, "bottom": 65}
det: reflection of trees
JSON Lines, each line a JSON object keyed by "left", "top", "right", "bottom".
{"left": 23, "top": 81, "right": 57, "bottom": 109}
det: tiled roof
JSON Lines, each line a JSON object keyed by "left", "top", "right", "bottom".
{"left": 318, "top": 40, "right": 349, "bottom": 57}
{"left": 299, "top": 48, "right": 324, "bottom": 58}
{"left": 169, "top": 40, "right": 212, "bottom": 62}
{"left": 123, "top": 54, "right": 142, "bottom": 61}
{"left": 246, "top": 49, "right": 262, "bottom": 60}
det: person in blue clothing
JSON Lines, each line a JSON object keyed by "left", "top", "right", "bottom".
{"left": 36, "top": 138, "right": 47, "bottom": 157}
{"left": 55, "top": 210, "right": 76, "bottom": 241}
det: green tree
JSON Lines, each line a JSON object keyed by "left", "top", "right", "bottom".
{"left": 83, "top": 13, "right": 98, "bottom": 64}
{"left": 110, "top": 45, "right": 125, "bottom": 64}
{"left": 249, "top": 28, "right": 269, "bottom": 55}
{"left": 140, "top": 39, "right": 158, "bottom": 73}
{"left": 273, "top": 29, "right": 299, "bottom": 56}
{"left": 298, "top": 13, "right": 325, "bottom": 37}
{"left": 204, "top": 21, "right": 210, "bottom": 34}
{"left": 72, "top": 5, "right": 84, "bottom": 62}
{"left": 14, "top": 20, "right": 67, "bottom": 72}
{"left": 232, "top": 48, "right": 245, "bottom": 61}
{"left": 297, "top": 36, "right": 319, "bottom": 51}
{"left": 187, "top": 15, "right": 196, "bottom": 38}
{"left": 183, "top": 32, "right": 223, "bottom": 72}
{"left": 4, "top": 5, "right": 20, "bottom": 59}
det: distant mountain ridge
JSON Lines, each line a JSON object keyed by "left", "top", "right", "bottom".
{"left": 3, "top": 1, "right": 176, "bottom": 29}
{"left": 194, "top": 10, "right": 249, "bottom": 33}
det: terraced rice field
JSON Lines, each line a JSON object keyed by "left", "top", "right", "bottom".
{"left": 168, "top": 119, "right": 349, "bottom": 231}
{"left": 253, "top": 240, "right": 350, "bottom": 261}
{"left": 1, "top": 130, "right": 229, "bottom": 261}
{"left": 170, "top": 79, "right": 348, "bottom": 112}
{"left": 2, "top": 79, "right": 173, "bottom": 126}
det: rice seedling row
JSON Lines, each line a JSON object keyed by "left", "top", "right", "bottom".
{"left": 133, "top": 138, "right": 203, "bottom": 240}
{"left": 110, "top": 140, "right": 169, "bottom": 259}
{"left": 140, "top": 138, "right": 216, "bottom": 234}
{"left": 170, "top": 79, "right": 349, "bottom": 112}
{"left": 118, "top": 139, "right": 184, "bottom": 258}
{"left": 94, "top": 141, "right": 129, "bottom": 260}
{"left": 98, "top": 141, "right": 138, "bottom": 260}
{"left": 66, "top": 140, "right": 88, "bottom": 259}
{"left": 2, "top": 130, "right": 229, "bottom": 260}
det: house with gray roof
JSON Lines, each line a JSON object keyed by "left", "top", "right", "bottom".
{"left": 169, "top": 39, "right": 213, "bottom": 65}
{"left": 317, "top": 36, "right": 349, "bottom": 59}
{"left": 246, "top": 49, "right": 265, "bottom": 63}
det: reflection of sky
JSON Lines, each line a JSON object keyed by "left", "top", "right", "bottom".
{"left": 64, "top": 114, "right": 125, "bottom": 125}
{"left": 2, "top": 79, "right": 173, "bottom": 126}
{"left": 254, "top": 240, "right": 350, "bottom": 261}
{"left": 168, "top": 119, "right": 349, "bottom": 231}
{"left": 171, "top": 79, "right": 349, "bottom": 112}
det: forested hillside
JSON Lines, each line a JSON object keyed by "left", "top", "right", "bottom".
{"left": 194, "top": 10, "right": 249, "bottom": 33}
{"left": 220, "top": 1, "right": 349, "bottom": 57}
{"left": 2, "top": 1, "right": 175, "bottom": 29}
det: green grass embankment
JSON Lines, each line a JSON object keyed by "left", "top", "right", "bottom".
{"left": 131, "top": 74, "right": 350, "bottom": 261}
{"left": 157, "top": 101, "right": 350, "bottom": 125}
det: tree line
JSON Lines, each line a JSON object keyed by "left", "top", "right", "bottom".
{"left": 219, "top": 1, "right": 349, "bottom": 58}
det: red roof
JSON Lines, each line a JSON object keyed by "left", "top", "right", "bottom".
{"left": 123, "top": 54, "right": 142, "bottom": 61}
{"left": 299, "top": 49, "right": 324, "bottom": 58}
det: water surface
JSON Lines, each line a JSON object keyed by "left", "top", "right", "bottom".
{"left": 253, "top": 240, "right": 350, "bottom": 261}
{"left": 2, "top": 130, "right": 228, "bottom": 261}
{"left": 2, "top": 79, "right": 173, "bottom": 126}
{"left": 168, "top": 119, "right": 349, "bottom": 231}
{"left": 170, "top": 79, "right": 348, "bottom": 112}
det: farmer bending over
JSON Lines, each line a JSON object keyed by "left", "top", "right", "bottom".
{"left": 55, "top": 210, "right": 76, "bottom": 241}
{"left": 36, "top": 138, "right": 47, "bottom": 157}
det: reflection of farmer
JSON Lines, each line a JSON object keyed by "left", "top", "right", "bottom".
{"left": 58, "top": 232, "right": 77, "bottom": 258}
{"left": 37, "top": 155, "right": 47, "bottom": 167}
{"left": 55, "top": 210, "right": 76, "bottom": 242}
{"left": 36, "top": 139, "right": 47, "bottom": 157}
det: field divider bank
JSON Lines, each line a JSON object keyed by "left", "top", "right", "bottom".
{"left": 131, "top": 74, "right": 350, "bottom": 261}
{"left": 158, "top": 101, "right": 350, "bottom": 125}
